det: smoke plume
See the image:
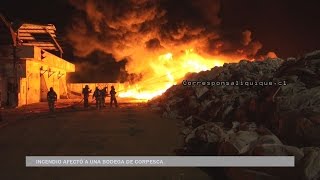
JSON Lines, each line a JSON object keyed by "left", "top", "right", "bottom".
{"left": 67, "top": 0, "right": 267, "bottom": 80}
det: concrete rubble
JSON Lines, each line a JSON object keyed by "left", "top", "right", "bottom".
{"left": 149, "top": 50, "right": 320, "bottom": 180}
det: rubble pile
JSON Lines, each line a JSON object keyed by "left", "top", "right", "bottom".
{"left": 273, "top": 51, "right": 320, "bottom": 147}
{"left": 154, "top": 58, "right": 283, "bottom": 122}
{"left": 149, "top": 50, "right": 320, "bottom": 180}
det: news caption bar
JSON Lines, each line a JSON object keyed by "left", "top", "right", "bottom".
{"left": 26, "top": 156, "right": 295, "bottom": 167}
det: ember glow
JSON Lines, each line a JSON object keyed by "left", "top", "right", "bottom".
{"left": 118, "top": 49, "right": 225, "bottom": 101}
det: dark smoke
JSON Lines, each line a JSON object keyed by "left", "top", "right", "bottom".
{"left": 145, "top": 38, "right": 163, "bottom": 51}
{"left": 67, "top": 0, "right": 274, "bottom": 82}
{"left": 68, "top": 0, "right": 269, "bottom": 57}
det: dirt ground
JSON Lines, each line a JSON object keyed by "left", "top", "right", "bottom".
{"left": 0, "top": 99, "right": 212, "bottom": 180}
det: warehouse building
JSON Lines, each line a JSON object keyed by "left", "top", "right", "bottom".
{"left": 0, "top": 14, "right": 75, "bottom": 107}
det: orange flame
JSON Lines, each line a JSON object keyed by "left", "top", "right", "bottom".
{"left": 118, "top": 48, "right": 230, "bottom": 101}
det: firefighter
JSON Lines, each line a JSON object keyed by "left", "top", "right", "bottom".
{"left": 110, "top": 86, "right": 118, "bottom": 108}
{"left": 47, "top": 87, "right": 57, "bottom": 112}
{"left": 100, "top": 86, "right": 107, "bottom": 107}
{"left": 93, "top": 87, "right": 102, "bottom": 109}
{"left": 82, "top": 85, "right": 92, "bottom": 108}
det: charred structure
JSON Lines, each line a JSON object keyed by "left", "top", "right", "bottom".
{"left": 0, "top": 15, "right": 75, "bottom": 107}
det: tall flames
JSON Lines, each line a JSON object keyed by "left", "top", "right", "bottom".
{"left": 67, "top": 0, "right": 276, "bottom": 102}
{"left": 118, "top": 49, "right": 232, "bottom": 101}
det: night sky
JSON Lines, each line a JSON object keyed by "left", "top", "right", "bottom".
{"left": 221, "top": 0, "right": 320, "bottom": 57}
{"left": 1, "top": 0, "right": 320, "bottom": 82}
{"left": 1, "top": 0, "right": 319, "bottom": 58}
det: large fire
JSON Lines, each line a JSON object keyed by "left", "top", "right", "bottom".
{"left": 67, "top": 0, "right": 269, "bottom": 102}
{"left": 118, "top": 49, "right": 227, "bottom": 101}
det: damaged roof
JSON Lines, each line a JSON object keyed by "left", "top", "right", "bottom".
{"left": 17, "top": 23, "right": 63, "bottom": 56}
{"left": 0, "top": 14, "right": 64, "bottom": 56}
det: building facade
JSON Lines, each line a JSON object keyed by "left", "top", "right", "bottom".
{"left": 17, "top": 46, "right": 75, "bottom": 105}
{"left": 0, "top": 15, "right": 75, "bottom": 107}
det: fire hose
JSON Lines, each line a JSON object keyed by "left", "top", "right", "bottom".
{"left": 70, "top": 97, "right": 108, "bottom": 108}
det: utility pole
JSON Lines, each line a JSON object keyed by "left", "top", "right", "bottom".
{"left": 0, "top": 14, "right": 19, "bottom": 107}
{"left": 12, "top": 37, "right": 18, "bottom": 107}
{"left": 11, "top": 20, "right": 19, "bottom": 108}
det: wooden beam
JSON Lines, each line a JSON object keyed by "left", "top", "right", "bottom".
{"left": 19, "top": 32, "right": 55, "bottom": 37}
{"left": 37, "top": 47, "right": 57, "bottom": 49}
{"left": 17, "top": 32, "right": 32, "bottom": 36}
{"left": 19, "top": 24, "right": 56, "bottom": 31}
{"left": 19, "top": 29, "right": 56, "bottom": 34}
{"left": 19, "top": 27, "right": 55, "bottom": 30}
{"left": 38, "top": 47, "right": 57, "bottom": 50}
{"left": 21, "top": 43, "right": 56, "bottom": 46}
{"left": 45, "top": 27, "right": 63, "bottom": 57}
{"left": 20, "top": 38, "right": 53, "bottom": 41}
{"left": 17, "top": 37, "right": 35, "bottom": 40}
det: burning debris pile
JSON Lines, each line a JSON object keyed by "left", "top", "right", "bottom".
{"left": 149, "top": 50, "right": 320, "bottom": 180}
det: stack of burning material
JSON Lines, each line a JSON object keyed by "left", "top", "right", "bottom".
{"left": 150, "top": 56, "right": 284, "bottom": 124}
{"left": 149, "top": 50, "right": 320, "bottom": 180}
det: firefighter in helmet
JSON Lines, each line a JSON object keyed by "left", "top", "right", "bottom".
{"left": 47, "top": 87, "right": 57, "bottom": 112}
{"left": 110, "top": 86, "right": 118, "bottom": 108}
{"left": 100, "top": 86, "right": 107, "bottom": 108}
{"left": 93, "top": 87, "right": 102, "bottom": 109}
{"left": 82, "top": 85, "right": 92, "bottom": 108}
